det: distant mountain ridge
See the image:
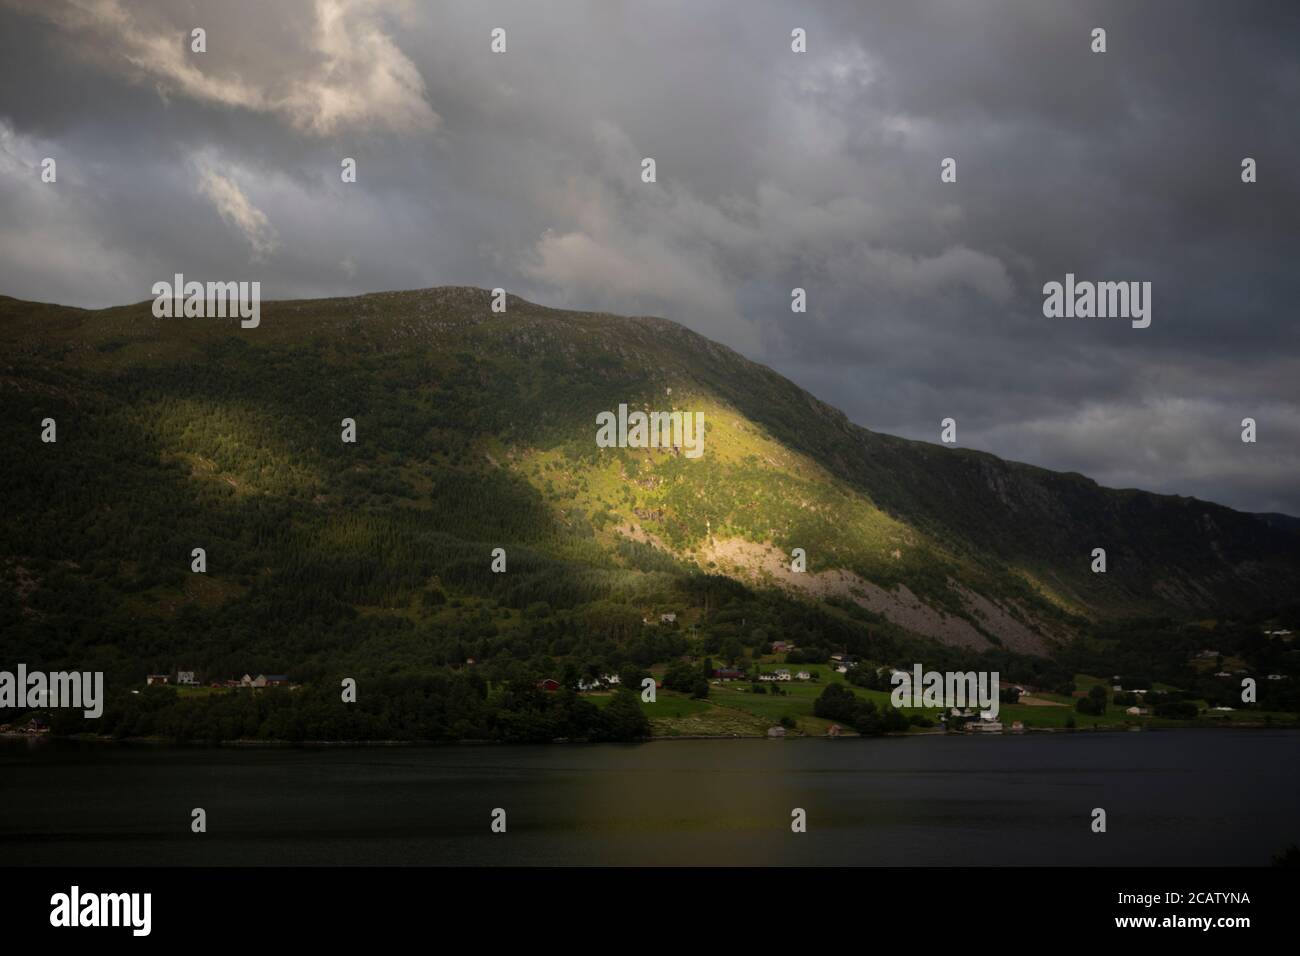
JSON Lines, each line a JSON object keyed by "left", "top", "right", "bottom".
{"left": 1254, "top": 512, "right": 1300, "bottom": 534}
{"left": 1, "top": 286, "right": 1296, "bottom": 671}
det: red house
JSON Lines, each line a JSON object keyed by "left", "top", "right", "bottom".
{"left": 536, "top": 678, "right": 561, "bottom": 693}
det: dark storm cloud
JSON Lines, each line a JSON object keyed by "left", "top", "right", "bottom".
{"left": 0, "top": 0, "right": 1296, "bottom": 513}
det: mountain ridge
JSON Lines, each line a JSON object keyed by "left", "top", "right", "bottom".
{"left": 1, "top": 286, "right": 1297, "bottom": 675}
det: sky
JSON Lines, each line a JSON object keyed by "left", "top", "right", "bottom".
{"left": 1, "top": 0, "right": 1297, "bottom": 515}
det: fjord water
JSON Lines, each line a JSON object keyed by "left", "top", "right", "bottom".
{"left": 2, "top": 730, "right": 1296, "bottom": 866}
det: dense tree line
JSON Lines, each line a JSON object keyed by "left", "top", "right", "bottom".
{"left": 2, "top": 335, "right": 1296, "bottom": 747}
{"left": 30, "top": 678, "right": 650, "bottom": 744}
{"left": 813, "top": 684, "right": 911, "bottom": 735}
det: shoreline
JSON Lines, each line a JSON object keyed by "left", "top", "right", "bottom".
{"left": 3, "top": 720, "right": 1294, "bottom": 748}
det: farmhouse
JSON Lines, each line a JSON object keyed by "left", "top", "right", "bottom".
{"left": 968, "top": 711, "right": 1003, "bottom": 733}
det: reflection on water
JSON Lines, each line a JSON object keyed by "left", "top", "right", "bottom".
{"left": 1, "top": 730, "right": 1296, "bottom": 866}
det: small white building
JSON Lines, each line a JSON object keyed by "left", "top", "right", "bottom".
{"left": 969, "top": 716, "right": 1003, "bottom": 733}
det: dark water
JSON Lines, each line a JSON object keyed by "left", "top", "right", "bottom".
{"left": 1, "top": 730, "right": 1296, "bottom": 866}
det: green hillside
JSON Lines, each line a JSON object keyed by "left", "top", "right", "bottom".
{"left": 1, "top": 287, "right": 1297, "bottom": 740}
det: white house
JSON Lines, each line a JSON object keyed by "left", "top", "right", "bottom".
{"left": 969, "top": 713, "right": 1003, "bottom": 732}
{"left": 795, "top": 671, "right": 811, "bottom": 681}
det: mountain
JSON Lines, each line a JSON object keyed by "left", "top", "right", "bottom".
{"left": 2, "top": 287, "right": 1297, "bottom": 689}
{"left": 1255, "top": 512, "right": 1300, "bottom": 535}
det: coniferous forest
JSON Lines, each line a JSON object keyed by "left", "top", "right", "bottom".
{"left": 3, "top": 289, "right": 1298, "bottom": 741}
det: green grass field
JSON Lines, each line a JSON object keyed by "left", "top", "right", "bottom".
{"left": 583, "top": 666, "right": 1296, "bottom": 737}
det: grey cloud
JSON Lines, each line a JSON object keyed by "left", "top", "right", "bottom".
{"left": 0, "top": 0, "right": 1295, "bottom": 514}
